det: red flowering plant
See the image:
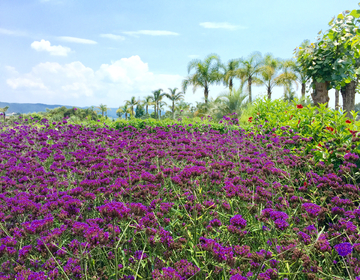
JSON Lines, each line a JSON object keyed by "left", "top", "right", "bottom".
{"left": 248, "top": 96, "right": 360, "bottom": 172}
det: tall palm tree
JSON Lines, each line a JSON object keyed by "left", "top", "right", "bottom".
{"left": 256, "top": 54, "right": 283, "bottom": 100}
{"left": 143, "top": 95, "right": 154, "bottom": 116}
{"left": 276, "top": 59, "right": 299, "bottom": 101}
{"left": 158, "top": 101, "right": 167, "bottom": 119}
{"left": 164, "top": 88, "right": 184, "bottom": 119}
{"left": 151, "top": 89, "right": 165, "bottom": 119}
{"left": 221, "top": 58, "right": 242, "bottom": 93}
{"left": 182, "top": 54, "right": 222, "bottom": 104}
{"left": 235, "top": 52, "right": 264, "bottom": 103}
{"left": 96, "top": 104, "right": 110, "bottom": 117}
{"left": 116, "top": 104, "right": 131, "bottom": 120}
{"left": 125, "top": 96, "right": 138, "bottom": 117}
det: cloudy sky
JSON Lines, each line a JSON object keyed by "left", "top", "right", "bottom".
{"left": 1, "top": 0, "right": 358, "bottom": 109}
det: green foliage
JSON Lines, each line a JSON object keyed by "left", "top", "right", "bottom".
{"left": 250, "top": 97, "right": 360, "bottom": 170}
{"left": 135, "top": 104, "right": 145, "bottom": 118}
{"left": 296, "top": 6, "right": 360, "bottom": 88}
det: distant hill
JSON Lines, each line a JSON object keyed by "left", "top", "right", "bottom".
{"left": 0, "top": 102, "right": 156, "bottom": 119}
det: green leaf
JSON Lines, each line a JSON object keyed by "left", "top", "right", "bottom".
{"left": 350, "top": 9, "right": 360, "bottom": 18}
{"left": 338, "top": 13, "right": 344, "bottom": 20}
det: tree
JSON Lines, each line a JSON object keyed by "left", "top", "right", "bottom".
{"left": 135, "top": 102, "right": 145, "bottom": 118}
{"left": 182, "top": 54, "right": 222, "bottom": 104}
{"left": 296, "top": 7, "right": 360, "bottom": 116}
{"left": 174, "top": 101, "right": 191, "bottom": 117}
{"left": 221, "top": 58, "right": 242, "bottom": 93}
{"left": 164, "top": 88, "right": 184, "bottom": 119}
{"left": 275, "top": 59, "right": 299, "bottom": 101}
{"left": 96, "top": 104, "right": 110, "bottom": 117}
{"left": 0, "top": 106, "right": 9, "bottom": 121}
{"left": 158, "top": 101, "right": 167, "bottom": 119}
{"left": 143, "top": 95, "right": 154, "bottom": 116}
{"left": 235, "top": 52, "right": 264, "bottom": 103}
{"left": 125, "top": 96, "right": 138, "bottom": 117}
{"left": 214, "top": 87, "right": 249, "bottom": 118}
{"left": 256, "top": 54, "right": 283, "bottom": 100}
{"left": 116, "top": 104, "right": 130, "bottom": 120}
{"left": 151, "top": 89, "right": 165, "bottom": 119}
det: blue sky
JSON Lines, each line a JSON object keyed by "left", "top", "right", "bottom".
{"left": 0, "top": 0, "right": 358, "bottom": 109}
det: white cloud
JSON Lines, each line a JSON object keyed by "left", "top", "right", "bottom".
{"left": 57, "top": 36, "right": 97, "bottom": 44}
{"left": 199, "top": 22, "right": 247, "bottom": 30}
{"left": 0, "top": 28, "right": 27, "bottom": 36}
{"left": 100, "top": 33, "right": 126, "bottom": 41}
{"left": 4, "top": 56, "right": 184, "bottom": 107}
{"left": 31, "top": 40, "right": 71, "bottom": 56}
{"left": 123, "top": 30, "right": 179, "bottom": 37}
{"left": 4, "top": 66, "right": 19, "bottom": 75}
{"left": 7, "top": 78, "right": 48, "bottom": 90}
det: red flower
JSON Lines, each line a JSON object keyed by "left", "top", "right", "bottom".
{"left": 296, "top": 104, "right": 303, "bottom": 109}
{"left": 326, "top": 126, "right": 334, "bottom": 132}
{"left": 290, "top": 115, "right": 293, "bottom": 120}
{"left": 346, "top": 119, "right": 351, "bottom": 124}
{"left": 304, "top": 182, "right": 308, "bottom": 187}
{"left": 248, "top": 117, "right": 253, "bottom": 123}
{"left": 297, "top": 119, "right": 301, "bottom": 125}
{"left": 318, "top": 143, "right": 322, "bottom": 147}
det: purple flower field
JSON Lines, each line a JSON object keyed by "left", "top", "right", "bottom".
{"left": 1, "top": 121, "right": 360, "bottom": 279}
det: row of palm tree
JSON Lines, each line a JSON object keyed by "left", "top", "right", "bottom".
{"left": 107, "top": 51, "right": 310, "bottom": 121}
{"left": 181, "top": 51, "right": 307, "bottom": 106}
{"left": 115, "top": 87, "right": 185, "bottom": 120}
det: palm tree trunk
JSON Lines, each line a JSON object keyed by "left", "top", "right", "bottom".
{"left": 125, "top": 113, "right": 127, "bottom": 120}
{"left": 204, "top": 86, "right": 209, "bottom": 104}
{"left": 146, "top": 105, "right": 148, "bottom": 115}
{"left": 335, "top": 89, "right": 340, "bottom": 111}
{"left": 341, "top": 80, "right": 357, "bottom": 119}
{"left": 248, "top": 78, "right": 252, "bottom": 103}
{"left": 154, "top": 105, "right": 156, "bottom": 119}
{"left": 172, "top": 102, "right": 175, "bottom": 119}
{"left": 267, "top": 85, "right": 271, "bottom": 100}
{"left": 301, "top": 83, "right": 306, "bottom": 100}
{"left": 229, "top": 79, "right": 233, "bottom": 94}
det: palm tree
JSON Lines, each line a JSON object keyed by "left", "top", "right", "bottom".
{"left": 116, "top": 104, "right": 131, "bottom": 120}
{"left": 164, "top": 88, "right": 184, "bottom": 119}
{"left": 175, "top": 101, "right": 191, "bottom": 117}
{"left": 214, "top": 87, "right": 249, "bottom": 118}
{"left": 151, "top": 89, "right": 165, "bottom": 119}
{"left": 276, "top": 59, "right": 299, "bottom": 101}
{"left": 283, "top": 88, "right": 297, "bottom": 103}
{"left": 256, "top": 54, "right": 283, "bottom": 100}
{"left": 182, "top": 54, "right": 223, "bottom": 104}
{"left": 125, "top": 96, "right": 138, "bottom": 117}
{"left": 221, "top": 58, "right": 242, "bottom": 93}
{"left": 96, "top": 104, "right": 110, "bottom": 117}
{"left": 235, "top": 52, "right": 264, "bottom": 103}
{"left": 143, "top": 95, "right": 154, "bottom": 116}
{"left": 158, "top": 101, "right": 167, "bottom": 119}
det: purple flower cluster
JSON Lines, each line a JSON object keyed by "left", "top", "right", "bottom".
{"left": 0, "top": 121, "right": 359, "bottom": 278}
